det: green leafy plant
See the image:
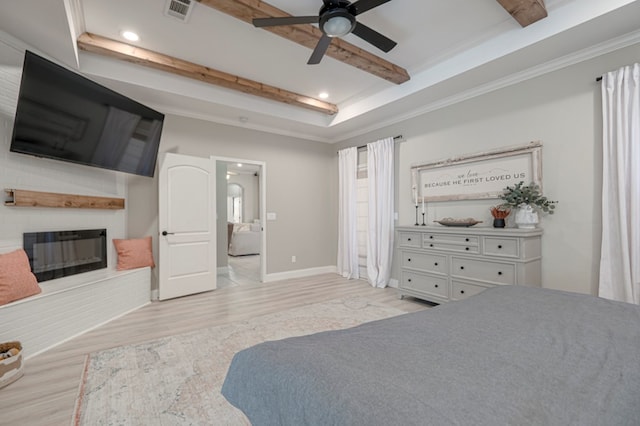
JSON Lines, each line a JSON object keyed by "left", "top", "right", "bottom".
{"left": 500, "top": 181, "right": 558, "bottom": 214}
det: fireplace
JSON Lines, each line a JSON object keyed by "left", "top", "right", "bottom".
{"left": 23, "top": 229, "right": 107, "bottom": 282}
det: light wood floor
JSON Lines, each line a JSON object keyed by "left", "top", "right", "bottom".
{"left": 218, "top": 255, "right": 261, "bottom": 289}
{"left": 0, "top": 273, "right": 431, "bottom": 425}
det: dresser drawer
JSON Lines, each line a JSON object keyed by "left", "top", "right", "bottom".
{"left": 423, "top": 241, "right": 480, "bottom": 254}
{"left": 451, "top": 257, "right": 515, "bottom": 284}
{"left": 398, "top": 232, "right": 422, "bottom": 248}
{"left": 424, "top": 234, "right": 479, "bottom": 245}
{"left": 483, "top": 237, "right": 519, "bottom": 258}
{"left": 401, "top": 251, "right": 447, "bottom": 274}
{"left": 401, "top": 271, "right": 448, "bottom": 299}
{"left": 450, "top": 281, "right": 491, "bottom": 301}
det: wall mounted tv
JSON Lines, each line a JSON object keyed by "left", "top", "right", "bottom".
{"left": 10, "top": 51, "right": 164, "bottom": 177}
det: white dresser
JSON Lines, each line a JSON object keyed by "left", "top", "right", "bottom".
{"left": 396, "top": 226, "right": 542, "bottom": 304}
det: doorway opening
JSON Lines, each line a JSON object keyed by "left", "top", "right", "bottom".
{"left": 214, "top": 157, "right": 266, "bottom": 288}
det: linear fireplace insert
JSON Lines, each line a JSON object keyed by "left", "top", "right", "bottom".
{"left": 23, "top": 229, "right": 107, "bottom": 282}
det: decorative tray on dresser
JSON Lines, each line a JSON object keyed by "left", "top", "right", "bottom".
{"left": 396, "top": 226, "right": 542, "bottom": 304}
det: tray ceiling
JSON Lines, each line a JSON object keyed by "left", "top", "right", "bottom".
{"left": 0, "top": 0, "right": 639, "bottom": 142}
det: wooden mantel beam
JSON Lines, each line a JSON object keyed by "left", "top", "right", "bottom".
{"left": 77, "top": 32, "right": 339, "bottom": 115}
{"left": 496, "top": 0, "right": 548, "bottom": 27}
{"left": 197, "top": 0, "right": 410, "bottom": 85}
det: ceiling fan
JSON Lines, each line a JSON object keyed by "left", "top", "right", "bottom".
{"left": 253, "top": 0, "right": 397, "bottom": 65}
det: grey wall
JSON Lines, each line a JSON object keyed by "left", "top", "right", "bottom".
{"left": 127, "top": 115, "right": 338, "bottom": 290}
{"left": 337, "top": 43, "right": 640, "bottom": 296}
{"left": 216, "top": 162, "right": 228, "bottom": 269}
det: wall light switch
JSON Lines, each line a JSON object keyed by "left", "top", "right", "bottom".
{"left": 267, "top": 212, "right": 277, "bottom": 221}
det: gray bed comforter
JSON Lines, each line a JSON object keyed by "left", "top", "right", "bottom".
{"left": 221, "top": 286, "right": 640, "bottom": 425}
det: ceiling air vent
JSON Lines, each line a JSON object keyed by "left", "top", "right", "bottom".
{"left": 164, "top": 0, "right": 195, "bottom": 22}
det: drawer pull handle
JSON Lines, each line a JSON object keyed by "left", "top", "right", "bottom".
{"left": 460, "top": 266, "right": 465, "bottom": 270}
{"left": 465, "top": 247, "right": 469, "bottom": 251}
{"left": 429, "top": 244, "right": 434, "bottom": 247}
{"left": 408, "top": 278, "right": 412, "bottom": 282}
{"left": 429, "top": 236, "right": 434, "bottom": 239}
{"left": 434, "top": 284, "right": 439, "bottom": 288}
{"left": 498, "top": 271, "right": 503, "bottom": 276}
{"left": 434, "top": 262, "right": 438, "bottom": 266}
{"left": 408, "top": 238, "right": 411, "bottom": 241}
{"left": 498, "top": 245, "right": 503, "bottom": 249}
{"left": 408, "top": 258, "right": 411, "bottom": 262}
{"left": 465, "top": 238, "right": 469, "bottom": 242}
{"left": 460, "top": 290, "right": 465, "bottom": 294}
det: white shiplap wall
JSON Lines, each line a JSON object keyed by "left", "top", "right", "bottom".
{"left": 0, "top": 45, "right": 149, "bottom": 358}
{"left": 0, "top": 267, "right": 150, "bottom": 359}
{"left": 0, "top": 116, "right": 128, "bottom": 268}
{"left": 0, "top": 44, "right": 128, "bottom": 265}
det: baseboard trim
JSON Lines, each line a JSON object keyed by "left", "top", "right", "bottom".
{"left": 263, "top": 265, "right": 337, "bottom": 283}
{"left": 217, "top": 266, "right": 229, "bottom": 274}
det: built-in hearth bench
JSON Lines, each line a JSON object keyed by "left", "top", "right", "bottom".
{"left": 0, "top": 267, "right": 150, "bottom": 359}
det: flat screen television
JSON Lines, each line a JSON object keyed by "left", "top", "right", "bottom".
{"left": 10, "top": 51, "right": 164, "bottom": 177}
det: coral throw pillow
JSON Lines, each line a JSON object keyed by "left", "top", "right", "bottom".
{"left": 113, "top": 236, "right": 155, "bottom": 271}
{"left": 0, "top": 249, "right": 41, "bottom": 306}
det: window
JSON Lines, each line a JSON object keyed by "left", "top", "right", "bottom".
{"left": 227, "top": 183, "right": 243, "bottom": 223}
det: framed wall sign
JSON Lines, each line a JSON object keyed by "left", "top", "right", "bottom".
{"left": 411, "top": 141, "right": 542, "bottom": 202}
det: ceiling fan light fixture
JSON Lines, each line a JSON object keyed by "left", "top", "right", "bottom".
{"left": 320, "top": 9, "right": 355, "bottom": 37}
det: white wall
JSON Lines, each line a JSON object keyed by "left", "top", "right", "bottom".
{"left": 338, "top": 43, "right": 640, "bottom": 296}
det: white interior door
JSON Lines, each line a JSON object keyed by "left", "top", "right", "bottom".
{"left": 159, "top": 152, "right": 216, "bottom": 300}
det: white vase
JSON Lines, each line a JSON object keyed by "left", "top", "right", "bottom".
{"left": 515, "top": 204, "right": 539, "bottom": 229}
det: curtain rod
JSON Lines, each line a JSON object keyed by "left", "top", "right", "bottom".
{"left": 596, "top": 76, "right": 602, "bottom": 82}
{"left": 336, "top": 135, "right": 404, "bottom": 154}
{"left": 355, "top": 135, "right": 404, "bottom": 150}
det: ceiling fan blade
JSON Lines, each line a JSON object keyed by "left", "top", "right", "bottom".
{"left": 307, "top": 34, "right": 332, "bottom": 64}
{"left": 349, "top": 0, "right": 392, "bottom": 16}
{"left": 351, "top": 22, "right": 396, "bottom": 52}
{"left": 253, "top": 16, "right": 318, "bottom": 28}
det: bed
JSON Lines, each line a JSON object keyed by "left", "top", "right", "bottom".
{"left": 222, "top": 285, "right": 640, "bottom": 425}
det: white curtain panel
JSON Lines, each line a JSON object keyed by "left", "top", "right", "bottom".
{"left": 337, "top": 146, "right": 359, "bottom": 279}
{"left": 367, "top": 137, "right": 395, "bottom": 288}
{"left": 599, "top": 63, "right": 640, "bottom": 304}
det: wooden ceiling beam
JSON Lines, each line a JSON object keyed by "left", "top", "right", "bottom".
{"left": 77, "top": 32, "right": 338, "bottom": 115}
{"left": 197, "top": 0, "right": 410, "bottom": 85}
{"left": 496, "top": 0, "right": 547, "bottom": 27}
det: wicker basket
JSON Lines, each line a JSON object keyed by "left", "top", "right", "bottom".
{"left": 0, "top": 341, "right": 24, "bottom": 389}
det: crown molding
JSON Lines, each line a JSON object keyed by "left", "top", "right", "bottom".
{"left": 63, "top": 0, "right": 86, "bottom": 67}
{"left": 333, "top": 29, "right": 640, "bottom": 143}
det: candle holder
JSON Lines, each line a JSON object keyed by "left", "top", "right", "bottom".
{"left": 421, "top": 212, "right": 426, "bottom": 226}
{"left": 414, "top": 205, "right": 419, "bottom": 226}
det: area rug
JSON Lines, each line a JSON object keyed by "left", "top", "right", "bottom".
{"left": 72, "top": 297, "right": 407, "bottom": 425}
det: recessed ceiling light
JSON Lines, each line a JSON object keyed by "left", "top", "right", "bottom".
{"left": 121, "top": 31, "right": 140, "bottom": 42}
{"left": 318, "top": 92, "right": 329, "bottom": 99}
{"left": 237, "top": 163, "right": 243, "bottom": 168}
